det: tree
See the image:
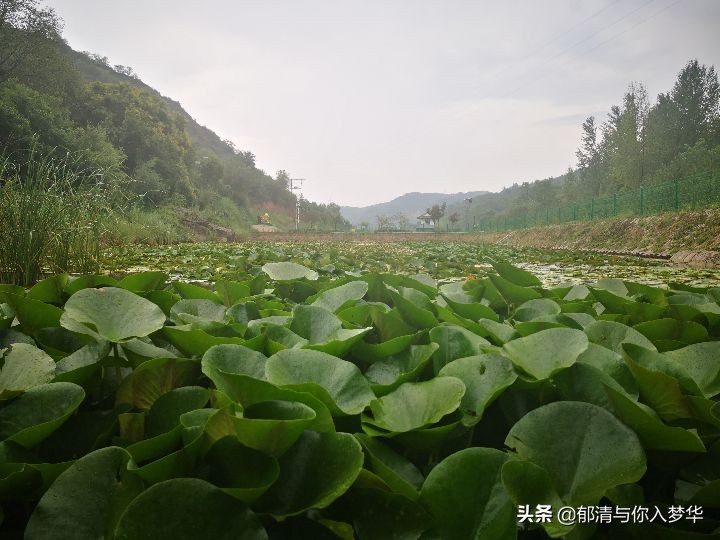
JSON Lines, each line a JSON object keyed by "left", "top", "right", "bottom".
{"left": 326, "top": 203, "right": 347, "bottom": 231}
{"left": 239, "top": 151, "right": 255, "bottom": 167}
{"left": 575, "top": 116, "right": 606, "bottom": 197}
{"left": 0, "top": 80, "right": 124, "bottom": 176}
{"left": 641, "top": 60, "right": 719, "bottom": 182}
{"left": 670, "top": 60, "right": 720, "bottom": 150}
{"left": 376, "top": 214, "right": 392, "bottom": 231}
{"left": 197, "top": 155, "right": 224, "bottom": 188}
{"left": 448, "top": 212, "right": 460, "bottom": 230}
{"left": 113, "top": 64, "right": 138, "bottom": 79}
{"left": 643, "top": 93, "right": 681, "bottom": 180}
{"left": 395, "top": 213, "right": 411, "bottom": 231}
{"left": 576, "top": 116, "right": 598, "bottom": 170}
{"left": 76, "top": 82, "right": 196, "bottom": 203}
{"left": 0, "top": 0, "right": 62, "bottom": 81}
{"left": 561, "top": 167, "right": 579, "bottom": 203}
{"left": 275, "top": 169, "right": 289, "bottom": 190}
{"left": 665, "top": 138, "right": 720, "bottom": 180}
{"left": 427, "top": 202, "right": 446, "bottom": 229}
{"left": 529, "top": 178, "right": 559, "bottom": 209}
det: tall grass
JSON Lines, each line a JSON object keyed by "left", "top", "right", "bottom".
{"left": 105, "top": 206, "right": 192, "bottom": 245}
{"left": 0, "top": 147, "right": 120, "bottom": 286}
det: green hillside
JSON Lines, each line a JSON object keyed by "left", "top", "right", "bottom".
{"left": 0, "top": 2, "right": 346, "bottom": 245}
{"left": 60, "top": 44, "right": 236, "bottom": 160}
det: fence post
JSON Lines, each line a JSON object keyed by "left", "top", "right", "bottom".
{"left": 640, "top": 187, "right": 644, "bottom": 215}
{"left": 590, "top": 198, "right": 594, "bottom": 220}
{"left": 674, "top": 179, "right": 679, "bottom": 211}
{"left": 613, "top": 193, "right": 617, "bottom": 215}
{"left": 573, "top": 205, "right": 577, "bottom": 221}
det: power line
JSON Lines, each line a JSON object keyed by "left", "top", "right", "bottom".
{"left": 496, "top": 0, "right": 680, "bottom": 101}
{"left": 539, "top": 0, "right": 657, "bottom": 68}
{"left": 576, "top": 0, "right": 682, "bottom": 59}
{"left": 347, "top": 0, "right": 666, "bottom": 162}
{"left": 493, "top": 0, "right": 658, "bottom": 100}
{"left": 479, "top": 0, "right": 624, "bottom": 90}
{"left": 336, "top": 0, "right": 683, "bottom": 188}
{"left": 532, "top": 0, "right": 624, "bottom": 53}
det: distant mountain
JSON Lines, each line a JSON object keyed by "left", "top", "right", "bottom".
{"left": 341, "top": 191, "right": 488, "bottom": 226}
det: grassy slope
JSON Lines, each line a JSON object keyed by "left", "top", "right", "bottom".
{"left": 472, "top": 207, "right": 720, "bottom": 256}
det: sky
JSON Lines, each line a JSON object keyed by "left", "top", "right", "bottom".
{"left": 49, "top": 0, "right": 720, "bottom": 207}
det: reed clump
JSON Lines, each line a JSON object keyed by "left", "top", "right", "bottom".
{"left": 0, "top": 147, "right": 121, "bottom": 286}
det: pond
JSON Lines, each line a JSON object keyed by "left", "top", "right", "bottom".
{"left": 101, "top": 240, "right": 720, "bottom": 289}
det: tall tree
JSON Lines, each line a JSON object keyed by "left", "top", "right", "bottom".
{"left": 427, "top": 202, "right": 446, "bottom": 229}
{"left": 376, "top": 214, "right": 392, "bottom": 231}
{"left": 643, "top": 93, "right": 680, "bottom": 180}
{"left": 575, "top": 116, "right": 605, "bottom": 196}
{"left": 0, "top": 1, "right": 80, "bottom": 98}
{"left": 576, "top": 116, "right": 598, "bottom": 170}
{"left": 275, "top": 170, "right": 290, "bottom": 190}
{"left": 670, "top": 60, "right": 720, "bottom": 149}
{"left": 607, "top": 83, "right": 649, "bottom": 191}
{"left": 0, "top": 1, "right": 61, "bottom": 78}
{"left": 645, "top": 60, "right": 720, "bottom": 181}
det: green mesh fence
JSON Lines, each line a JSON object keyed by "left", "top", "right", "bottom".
{"left": 473, "top": 170, "right": 720, "bottom": 232}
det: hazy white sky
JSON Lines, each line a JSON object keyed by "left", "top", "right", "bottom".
{"left": 50, "top": 0, "right": 720, "bottom": 206}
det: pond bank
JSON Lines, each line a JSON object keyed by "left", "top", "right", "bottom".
{"left": 471, "top": 207, "right": 720, "bottom": 266}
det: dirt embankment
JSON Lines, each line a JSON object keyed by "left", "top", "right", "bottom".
{"left": 472, "top": 207, "right": 720, "bottom": 264}
{"left": 247, "top": 208, "right": 720, "bottom": 266}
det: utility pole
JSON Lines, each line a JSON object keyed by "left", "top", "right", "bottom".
{"left": 289, "top": 178, "right": 305, "bottom": 231}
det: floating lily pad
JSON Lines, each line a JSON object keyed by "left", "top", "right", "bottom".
{"left": 503, "top": 327, "right": 588, "bottom": 380}
{"left": 362, "top": 377, "right": 465, "bottom": 434}
{"left": 505, "top": 401, "right": 646, "bottom": 504}
{"left": 420, "top": 447, "right": 516, "bottom": 540}
{"left": 0, "top": 343, "right": 55, "bottom": 399}
{"left": 114, "top": 478, "right": 267, "bottom": 540}
{"left": 255, "top": 430, "right": 363, "bottom": 517}
{"left": 0, "top": 382, "right": 85, "bottom": 448}
{"left": 262, "top": 262, "right": 318, "bottom": 281}
{"left": 438, "top": 354, "right": 517, "bottom": 425}
{"left": 266, "top": 348, "right": 375, "bottom": 415}
{"left": 25, "top": 446, "right": 142, "bottom": 540}
{"left": 62, "top": 287, "right": 165, "bottom": 342}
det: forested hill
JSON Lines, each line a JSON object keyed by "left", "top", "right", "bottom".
{"left": 0, "top": 1, "right": 346, "bottom": 234}
{"left": 59, "top": 43, "right": 236, "bottom": 161}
